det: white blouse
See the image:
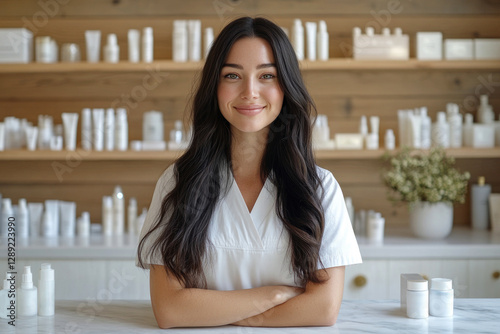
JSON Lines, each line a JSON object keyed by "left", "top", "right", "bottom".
{"left": 137, "top": 165, "right": 362, "bottom": 290}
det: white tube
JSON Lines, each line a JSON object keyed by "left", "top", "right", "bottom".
{"left": 188, "top": 20, "right": 201, "bottom": 62}
{"left": 305, "top": 22, "right": 317, "bottom": 61}
{"left": 173, "top": 20, "right": 188, "bottom": 62}
{"left": 77, "top": 211, "right": 91, "bottom": 237}
{"left": 81, "top": 108, "right": 92, "bottom": 151}
{"left": 25, "top": 125, "right": 38, "bottom": 151}
{"left": 317, "top": 20, "right": 329, "bottom": 61}
{"left": 38, "top": 263, "right": 55, "bottom": 316}
{"left": 142, "top": 27, "right": 154, "bottom": 63}
{"left": 204, "top": 27, "right": 214, "bottom": 59}
{"left": 59, "top": 201, "right": 76, "bottom": 238}
{"left": 92, "top": 108, "right": 104, "bottom": 151}
{"left": 291, "top": 19, "right": 304, "bottom": 61}
{"left": 115, "top": 108, "right": 128, "bottom": 151}
{"left": 62, "top": 113, "right": 79, "bottom": 151}
{"left": 85, "top": 30, "right": 101, "bottom": 63}
{"left": 397, "top": 110, "right": 408, "bottom": 148}
{"left": 409, "top": 112, "right": 421, "bottom": 148}
{"left": 105, "top": 108, "right": 115, "bottom": 151}
{"left": 128, "top": 29, "right": 140, "bottom": 63}
{"left": 43, "top": 200, "right": 59, "bottom": 238}
{"left": 27, "top": 203, "right": 43, "bottom": 237}
{"left": 0, "top": 122, "right": 5, "bottom": 151}
{"left": 102, "top": 196, "right": 113, "bottom": 236}
{"left": 17, "top": 198, "right": 29, "bottom": 238}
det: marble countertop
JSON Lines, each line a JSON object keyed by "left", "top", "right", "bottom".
{"left": 1, "top": 299, "right": 498, "bottom": 333}
{"left": 1, "top": 227, "right": 499, "bottom": 260}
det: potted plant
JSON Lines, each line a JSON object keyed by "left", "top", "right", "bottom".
{"left": 382, "top": 148, "right": 470, "bottom": 239}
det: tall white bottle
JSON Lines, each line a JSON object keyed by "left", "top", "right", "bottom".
{"left": 102, "top": 196, "right": 113, "bottom": 236}
{"left": 204, "top": 27, "right": 214, "bottom": 59}
{"left": 317, "top": 20, "right": 329, "bottom": 61}
{"left": 115, "top": 108, "right": 128, "bottom": 151}
{"left": 188, "top": 20, "right": 201, "bottom": 62}
{"left": 463, "top": 113, "right": 474, "bottom": 147}
{"left": 431, "top": 112, "right": 450, "bottom": 148}
{"left": 420, "top": 107, "right": 432, "bottom": 149}
{"left": 104, "top": 33, "right": 120, "bottom": 63}
{"left": 81, "top": 108, "right": 92, "bottom": 151}
{"left": 113, "top": 186, "right": 125, "bottom": 235}
{"left": 471, "top": 176, "right": 491, "bottom": 230}
{"left": 173, "top": 20, "right": 188, "bottom": 62}
{"left": 291, "top": 19, "right": 304, "bottom": 61}
{"left": 17, "top": 198, "right": 29, "bottom": 238}
{"left": 38, "top": 263, "right": 55, "bottom": 316}
{"left": 478, "top": 95, "right": 494, "bottom": 124}
{"left": 142, "top": 27, "right": 154, "bottom": 63}
{"left": 448, "top": 104, "right": 463, "bottom": 148}
{"left": 105, "top": 108, "right": 115, "bottom": 151}
{"left": 18, "top": 266, "right": 37, "bottom": 317}
{"left": 305, "top": 22, "right": 317, "bottom": 61}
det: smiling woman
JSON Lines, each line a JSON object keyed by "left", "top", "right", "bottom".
{"left": 136, "top": 16, "right": 362, "bottom": 329}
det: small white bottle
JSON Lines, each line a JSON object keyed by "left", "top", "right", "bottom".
{"left": 406, "top": 279, "right": 428, "bottom": 319}
{"left": 18, "top": 266, "right": 37, "bottom": 317}
{"left": 102, "top": 196, "right": 113, "bottom": 236}
{"left": 478, "top": 95, "right": 494, "bottom": 124}
{"left": 366, "top": 116, "right": 379, "bottom": 150}
{"left": 431, "top": 112, "right": 450, "bottom": 148}
{"left": 173, "top": 20, "right": 188, "bottom": 62}
{"left": 142, "top": 27, "right": 154, "bottom": 63}
{"left": 429, "top": 278, "right": 453, "bottom": 317}
{"left": 81, "top": 108, "right": 93, "bottom": 151}
{"left": 420, "top": 107, "right": 432, "bottom": 149}
{"left": 113, "top": 186, "right": 125, "bottom": 235}
{"left": 0, "top": 273, "right": 15, "bottom": 319}
{"left": 77, "top": 211, "right": 91, "bottom": 237}
{"left": 463, "top": 113, "right": 474, "bottom": 147}
{"left": 291, "top": 19, "right": 304, "bottom": 61}
{"left": 448, "top": 105, "right": 463, "bottom": 148}
{"left": 38, "top": 263, "right": 55, "bottom": 316}
{"left": 471, "top": 176, "right": 491, "bottom": 230}
{"left": 188, "top": 20, "right": 201, "bottom": 62}
{"left": 128, "top": 197, "right": 137, "bottom": 235}
{"left": 366, "top": 211, "right": 385, "bottom": 242}
{"left": 105, "top": 108, "right": 115, "bottom": 151}
{"left": 17, "top": 198, "right": 29, "bottom": 238}
{"left": 115, "top": 108, "right": 128, "bottom": 151}
{"left": 104, "top": 33, "right": 120, "bottom": 63}
{"left": 170, "top": 120, "right": 184, "bottom": 144}
{"left": 143, "top": 111, "right": 164, "bottom": 142}
{"left": 127, "top": 29, "right": 140, "bottom": 63}
{"left": 385, "top": 129, "right": 396, "bottom": 150}
{"left": 317, "top": 20, "right": 329, "bottom": 61}
{"left": 204, "top": 27, "right": 214, "bottom": 59}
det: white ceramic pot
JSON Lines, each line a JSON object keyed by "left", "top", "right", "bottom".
{"left": 409, "top": 201, "right": 454, "bottom": 239}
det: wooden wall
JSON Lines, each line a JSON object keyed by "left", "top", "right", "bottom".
{"left": 1, "top": 0, "right": 499, "bottom": 227}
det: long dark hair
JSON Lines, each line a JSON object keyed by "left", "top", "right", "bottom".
{"left": 137, "top": 16, "right": 325, "bottom": 288}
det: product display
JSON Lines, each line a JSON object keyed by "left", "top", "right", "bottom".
{"left": 444, "top": 39, "right": 474, "bottom": 60}
{"left": 353, "top": 26, "right": 409, "bottom": 60}
{"left": 474, "top": 39, "right": 500, "bottom": 59}
{"left": 142, "top": 27, "right": 153, "bottom": 63}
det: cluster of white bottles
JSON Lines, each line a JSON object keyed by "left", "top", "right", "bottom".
{"left": 81, "top": 107, "right": 129, "bottom": 151}
{"left": 102, "top": 186, "right": 147, "bottom": 236}
{"left": 346, "top": 197, "right": 385, "bottom": 242}
{"left": 291, "top": 19, "right": 329, "bottom": 61}
{"left": 353, "top": 26, "right": 409, "bottom": 60}
{"left": 173, "top": 20, "right": 213, "bottom": 61}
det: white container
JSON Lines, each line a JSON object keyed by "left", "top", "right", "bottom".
{"left": 61, "top": 43, "right": 81, "bottom": 62}
{"left": 444, "top": 39, "right": 474, "bottom": 60}
{"left": 36, "top": 36, "right": 53, "bottom": 63}
{"left": 92, "top": 108, "right": 105, "bottom": 151}
{"left": 113, "top": 186, "right": 125, "bottom": 235}
{"left": 408, "top": 112, "right": 421, "bottom": 148}
{"left": 291, "top": 19, "right": 304, "bottom": 61}
{"left": 472, "top": 124, "right": 495, "bottom": 148}
{"left": 463, "top": 113, "right": 474, "bottom": 147}
{"left": 416, "top": 32, "right": 443, "bottom": 60}
{"left": 317, "top": 20, "right": 329, "bottom": 61}
{"left": 432, "top": 112, "right": 450, "bottom": 148}
{"left": 128, "top": 197, "right": 137, "bottom": 235}
{"left": 406, "top": 279, "right": 428, "bottom": 319}
{"left": 85, "top": 30, "right": 101, "bottom": 63}
{"left": 18, "top": 266, "right": 37, "bottom": 317}
{"left": 105, "top": 108, "right": 115, "bottom": 151}
{"left": 102, "top": 196, "right": 113, "bottom": 236}
{"left": 104, "top": 33, "right": 120, "bottom": 63}
{"left": 429, "top": 278, "right": 453, "bottom": 317}
{"left": 204, "top": 27, "right": 214, "bottom": 59}
{"left": 477, "top": 95, "right": 494, "bottom": 124}
{"left": 43, "top": 200, "right": 59, "bottom": 237}
{"left": 173, "top": 20, "right": 188, "bottom": 62}
{"left": 142, "top": 27, "right": 154, "bottom": 63}
{"left": 471, "top": 176, "right": 491, "bottom": 230}
{"left": 188, "top": 20, "right": 201, "bottom": 62}
{"left": 305, "top": 22, "right": 317, "bottom": 61}
{"left": 38, "top": 263, "right": 55, "bottom": 317}
{"left": 420, "top": 107, "right": 432, "bottom": 149}
{"left": 28, "top": 202, "right": 43, "bottom": 237}
{"left": 115, "top": 108, "right": 128, "bottom": 151}
{"left": 366, "top": 211, "right": 385, "bottom": 242}
{"left": 62, "top": 113, "right": 79, "bottom": 151}
{"left": 143, "top": 111, "right": 164, "bottom": 142}
{"left": 474, "top": 38, "right": 500, "bottom": 60}
{"left": 0, "top": 28, "right": 33, "bottom": 63}
{"left": 448, "top": 108, "right": 463, "bottom": 148}
{"left": 81, "top": 108, "right": 92, "bottom": 151}
{"left": 25, "top": 125, "right": 38, "bottom": 151}
{"left": 127, "top": 29, "right": 140, "bottom": 63}
{"left": 17, "top": 198, "right": 29, "bottom": 238}
{"left": 77, "top": 211, "right": 91, "bottom": 237}
{"left": 59, "top": 201, "right": 76, "bottom": 237}
{"left": 400, "top": 273, "right": 425, "bottom": 310}
{"left": 335, "top": 133, "right": 364, "bottom": 149}
{"left": 385, "top": 129, "right": 396, "bottom": 150}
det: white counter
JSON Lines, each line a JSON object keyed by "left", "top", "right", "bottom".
{"left": 1, "top": 227, "right": 499, "bottom": 260}
{"left": 1, "top": 299, "right": 498, "bottom": 333}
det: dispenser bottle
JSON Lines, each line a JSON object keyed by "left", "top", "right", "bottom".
{"left": 471, "top": 176, "right": 491, "bottom": 230}
{"left": 431, "top": 112, "right": 450, "bottom": 148}
{"left": 385, "top": 129, "right": 396, "bottom": 150}
{"left": 463, "top": 113, "right": 474, "bottom": 147}
{"left": 104, "top": 33, "right": 119, "bottom": 63}
{"left": 38, "top": 263, "right": 55, "bottom": 316}
{"left": 18, "top": 266, "right": 37, "bottom": 317}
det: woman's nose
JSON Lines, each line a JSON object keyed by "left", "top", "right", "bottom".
{"left": 240, "top": 78, "right": 259, "bottom": 99}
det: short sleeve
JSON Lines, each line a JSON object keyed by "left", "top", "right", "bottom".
{"left": 135, "top": 165, "right": 176, "bottom": 269}
{"left": 316, "top": 167, "right": 362, "bottom": 268}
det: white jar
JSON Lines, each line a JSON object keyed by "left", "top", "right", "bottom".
{"left": 429, "top": 278, "right": 453, "bottom": 317}
{"left": 406, "top": 279, "right": 428, "bottom": 319}
{"left": 142, "top": 111, "right": 164, "bottom": 142}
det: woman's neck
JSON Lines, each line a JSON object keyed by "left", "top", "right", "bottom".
{"left": 231, "top": 127, "right": 268, "bottom": 180}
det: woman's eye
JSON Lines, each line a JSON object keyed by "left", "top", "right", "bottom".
{"left": 224, "top": 73, "right": 239, "bottom": 79}
{"left": 261, "top": 73, "right": 276, "bottom": 79}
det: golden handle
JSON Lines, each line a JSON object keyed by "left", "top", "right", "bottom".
{"left": 422, "top": 275, "right": 429, "bottom": 281}
{"left": 493, "top": 271, "right": 500, "bottom": 280}
{"left": 354, "top": 275, "right": 367, "bottom": 287}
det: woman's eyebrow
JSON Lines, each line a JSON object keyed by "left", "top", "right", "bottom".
{"left": 222, "top": 63, "right": 276, "bottom": 69}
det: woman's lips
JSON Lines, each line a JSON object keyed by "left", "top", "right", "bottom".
{"left": 234, "top": 105, "right": 265, "bottom": 116}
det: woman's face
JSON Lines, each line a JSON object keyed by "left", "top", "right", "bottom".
{"left": 218, "top": 37, "right": 284, "bottom": 135}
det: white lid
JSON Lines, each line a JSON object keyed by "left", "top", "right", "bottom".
{"left": 420, "top": 107, "right": 428, "bottom": 117}
{"left": 366, "top": 27, "right": 375, "bottom": 36}
{"left": 143, "top": 27, "right": 153, "bottom": 35}
{"left": 407, "top": 279, "right": 428, "bottom": 291}
{"left": 294, "top": 18, "right": 302, "bottom": 26}
{"left": 40, "top": 263, "right": 55, "bottom": 281}
{"left": 431, "top": 278, "right": 452, "bottom": 290}
{"left": 21, "top": 266, "right": 33, "bottom": 289}
{"left": 437, "top": 111, "right": 446, "bottom": 123}
{"left": 319, "top": 21, "right": 327, "bottom": 32}
{"left": 394, "top": 27, "right": 402, "bottom": 36}
{"left": 353, "top": 27, "right": 362, "bottom": 36}
{"left": 129, "top": 197, "right": 137, "bottom": 206}
{"left": 385, "top": 129, "right": 395, "bottom": 139}
{"left": 382, "top": 28, "right": 390, "bottom": 36}
{"left": 81, "top": 211, "right": 90, "bottom": 222}
{"left": 480, "top": 94, "right": 488, "bottom": 105}
{"left": 103, "top": 196, "right": 113, "bottom": 207}
{"left": 107, "top": 33, "right": 117, "bottom": 46}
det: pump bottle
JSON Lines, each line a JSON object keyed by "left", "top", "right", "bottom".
{"left": 18, "top": 266, "right": 37, "bottom": 317}
{"left": 104, "top": 33, "right": 119, "bottom": 63}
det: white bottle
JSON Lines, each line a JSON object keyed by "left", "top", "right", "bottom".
{"left": 420, "top": 107, "right": 432, "bottom": 149}
{"left": 406, "top": 279, "right": 428, "bottom": 319}
{"left": 1, "top": 198, "right": 13, "bottom": 238}
{"left": 113, "top": 186, "right": 125, "bottom": 235}
{"left": 366, "top": 211, "right": 385, "bottom": 242}
{"left": 104, "top": 33, "right": 120, "bottom": 63}
{"left": 18, "top": 266, "right": 37, "bottom": 317}
{"left": 431, "top": 112, "right": 450, "bottom": 148}
{"left": 170, "top": 120, "right": 184, "bottom": 144}
{"left": 105, "top": 108, "right": 115, "bottom": 151}
{"left": 127, "top": 29, "right": 140, "bottom": 63}
{"left": 471, "top": 176, "right": 491, "bottom": 230}
{"left": 81, "top": 108, "right": 92, "bottom": 151}
{"left": 448, "top": 105, "right": 463, "bottom": 148}
{"left": 188, "top": 20, "right": 201, "bottom": 62}
{"left": 115, "top": 108, "right": 128, "bottom": 151}
{"left": 204, "top": 27, "right": 214, "bottom": 59}
{"left": 142, "top": 27, "right": 154, "bottom": 63}
{"left": 317, "top": 20, "right": 329, "bottom": 61}
{"left": 77, "top": 211, "right": 91, "bottom": 237}
{"left": 291, "top": 19, "right": 304, "bottom": 61}
{"left": 128, "top": 197, "right": 137, "bottom": 235}
{"left": 463, "top": 113, "right": 474, "bottom": 147}
{"left": 429, "top": 278, "right": 453, "bottom": 317}
{"left": 478, "top": 95, "right": 494, "bottom": 124}
{"left": 143, "top": 111, "right": 164, "bottom": 142}
{"left": 0, "top": 273, "right": 15, "bottom": 319}
{"left": 38, "top": 263, "right": 55, "bottom": 316}
{"left": 305, "top": 22, "right": 317, "bottom": 61}
{"left": 17, "top": 198, "right": 29, "bottom": 238}
{"left": 173, "top": 20, "right": 188, "bottom": 62}
{"left": 385, "top": 129, "right": 396, "bottom": 150}
{"left": 102, "top": 196, "right": 113, "bottom": 236}
{"left": 366, "top": 116, "right": 379, "bottom": 150}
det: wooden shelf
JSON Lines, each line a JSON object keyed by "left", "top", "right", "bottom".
{"left": 1, "top": 148, "right": 499, "bottom": 161}
{"left": 1, "top": 59, "right": 499, "bottom": 73}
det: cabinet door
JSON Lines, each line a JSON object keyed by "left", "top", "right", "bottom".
{"left": 468, "top": 260, "right": 500, "bottom": 297}
{"left": 344, "top": 260, "right": 389, "bottom": 299}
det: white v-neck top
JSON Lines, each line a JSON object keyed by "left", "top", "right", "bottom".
{"left": 137, "top": 165, "right": 362, "bottom": 290}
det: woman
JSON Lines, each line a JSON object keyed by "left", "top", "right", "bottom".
{"left": 137, "top": 16, "right": 362, "bottom": 328}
